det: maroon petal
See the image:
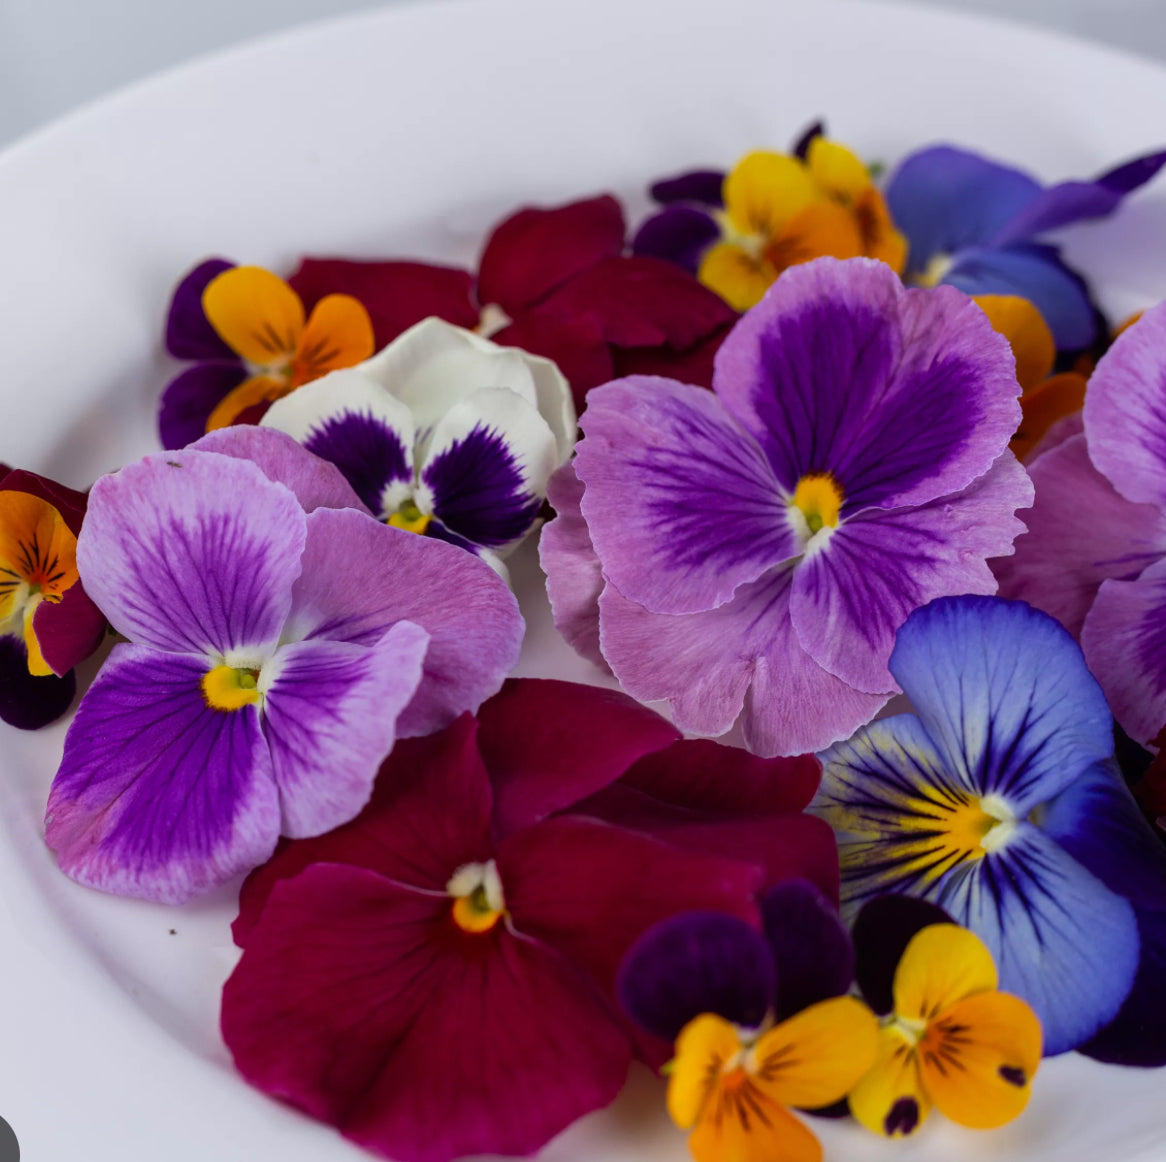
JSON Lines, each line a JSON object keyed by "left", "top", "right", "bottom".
{"left": 536, "top": 255, "right": 736, "bottom": 351}
{"left": 233, "top": 714, "right": 492, "bottom": 945}
{"left": 478, "top": 195, "right": 626, "bottom": 315}
{"left": 165, "top": 257, "right": 237, "bottom": 360}
{"left": 493, "top": 308, "right": 615, "bottom": 410}
{"left": 287, "top": 258, "right": 478, "bottom": 348}
{"left": 223, "top": 865, "right": 630, "bottom": 1162}
{"left": 31, "top": 581, "right": 106, "bottom": 676}
{"left": 501, "top": 814, "right": 762, "bottom": 998}
{"left": 475, "top": 678, "right": 679, "bottom": 837}
{"left": 0, "top": 468, "right": 88, "bottom": 534}
{"left": 611, "top": 317, "right": 735, "bottom": 390}
{"left": 158, "top": 362, "right": 249, "bottom": 451}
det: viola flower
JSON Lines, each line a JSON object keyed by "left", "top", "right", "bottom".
{"left": 221, "top": 678, "right": 831, "bottom": 1162}
{"left": 886, "top": 144, "right": 1166, "bottom": 349}
{"left": 633, "top": 137, "right": 906, "bottom": 312}
{"left": 812, "top": 595, "right": 1166, "bottom": 1061}
{"left": 0, "top": 468, "right": 106, "bottom": 728}
{"left": 285, "top": 195, "right": 737, "bottom": 408}
{"left": 158, "top": 261, "right": 375, "bottom": 448}
{"left": 846, "top": 905, "right": 1042, "bottom": 1138}
{"left": 44, "top": 441, "right": 522, "bottom": 903}
{"left": 541, "top": 257, "right": 1031, "bottom": 757}
{"left": 617, "top": 882, "right": 877, "bottom": 1162}
{"left": 258, "top": 317, "right": 575, "bottom": 563}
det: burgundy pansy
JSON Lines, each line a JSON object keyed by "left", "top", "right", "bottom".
{"left": 222, "top": 678, "right": 833, "bottom": 1162}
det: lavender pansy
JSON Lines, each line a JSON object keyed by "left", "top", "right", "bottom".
{"left": 45, "top": 445, "right": 523, "bottom": 903}
{"left": 261, "top": 318, "right": 575, "bottom": 565}
{"left": 543, "top": 257, "right": 1030, "bottom": 756}
{"left": 813, "top": 595, "right": 1166, "bottom": 1060}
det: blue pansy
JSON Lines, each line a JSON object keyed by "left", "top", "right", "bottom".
{"left": 812, "top": 595, "right": 1166, "bottom": 1060}
{"left": 886, "top": 145, "right": 1166, "bottom": 349}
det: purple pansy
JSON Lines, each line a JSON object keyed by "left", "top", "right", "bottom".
{"left": 886, "top": 145, "right": 1166, "bottom": 349}
{"left": 45, "top": 438, "right": 523, "bottom": 903}
{"left": 542, "top": 257, "right": 1031, "bottom": 756}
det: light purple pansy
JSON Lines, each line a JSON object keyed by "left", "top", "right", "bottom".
{"left": 45, "top": 439, "right": 523, "bottom": 904}
{"left": 542, "top": 257, "right": 1031, "bottom": 757}
{"left": 997, "top": 301, "right": 1166, "bottom": 745}
{"left": 260, "top": 318, "right": 576, "bottom": 568}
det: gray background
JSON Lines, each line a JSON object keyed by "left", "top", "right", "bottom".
{"left": 2, "top": 0, "right": 1166, "bottom": 148}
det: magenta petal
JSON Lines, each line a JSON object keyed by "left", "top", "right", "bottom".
{"left": 263, "top": 623, "right": 429, "bottom": 838}
{"left": 0, "top": 468, "right": 88, "bottom": 535}
{"left": 223, "top": 865, "right": 630, "bottom": 1162}
{"left": 1082, "top": 556, "right": 1166, "bottom": 745}
{"left": 46, "top": 644, "right": 279, "bottom": 903}
{"left": 994, "top": 434, "right": 1166, "bottom": 636}
{"left": 599, "top": 569, "right": 889, "bottom": 757}
{"left": 165, "top": 258, "right": 237, "bottom": 360}
{"left": 477, "top": 195, "right": 626, "bottom": 314}
{"left": 791, "top": 452, "right": 1032, "bottom": 693}
{"left": 31, "top": 580, "right": 106, "bottom": 676}
{"left": 190, "top": 426, "right": 370, "bottom": 514}
{"left": 576, "top": 377, "right": 795, "bottom": 615}
{"left": 158, "top": 361, "right": 248, "bottom": 451}
{"left": 539, "top": 463, "right": 608, "bottom": 670}
{"left": 78, "top": 451, "right": 305, "bottom": 656}
{"left": 285, "top": 508, "right": 522, "bottom": 737}
{"left": 475, "top": 678, "right": 679, "bottom": 836}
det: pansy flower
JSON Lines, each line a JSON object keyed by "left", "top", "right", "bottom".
{"left": 541, "top": 257, "right": 1031, "bottom": 756}
{"left": 886, "top": 144, "right": 1166, "bottom": 348}
{"left": 812, "top": 595, "right": 1166, "bottom": 1062}
{"left": 45, "top": 436, "right": 522, "bottom": 903}
{"left": 616, "top": 882, "right": 877, "bottom": 1162}
{"left": 258, "top": 317, "right": 575, "bottom": 563}
{"left": 284, "top": 195, "right": 737, "bottom": 408}
{"left": 221, "top": 679, "right": 833, "bottom": 1162}
{"left": 846, "top": 897, "right": 1042, "bottom": 1138}
{"left": 0, "top": 467, "right": 106, "bottom": 728}
{"left": 633, "top": 137, "right": 906, "bottom": 311}
{"left": 159, "top": 261, "right": 375, "bottom": 448}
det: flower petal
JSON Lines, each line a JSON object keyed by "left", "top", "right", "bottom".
{"left": 668, "top": 1013, "right": 743, "bottom": 1128}
{"left": 1012, "top": 371, "right": 1088, "bottom": 462}
{"left": 688, "top": 1089, "right": 822, "bottom": 1162}
{"left": 45, "top": 643, "right": 280, "bottom": 903}
{"left": 31, "top": 579, "right": 105, "bottom": 676}
{"left": 261, "top": 370, "right": 415, "bottom": 517}
{"left": 790, "top": 450, "right": 1032, "bottom": 693}
{"left": 157, "top": 362, "right": 250, "bottom": 450}
{"left": 650, "top": 169, "right": 726, "bottom": 207}
{"left": 887, "top": 596, "right": 1115, "bottom": 810}
{"left": 474, "top": 677, "right": 678, "bottom": 836}
{"left": 617, "top": 911, "right": 775, "bottom": 1041}
{"left": 202, "top": 265, "right": 304, "bottom": 367}
{"left": 631, "top": 205, "right": 721, "bottom": 274}
{"left": 418, "top": 387, "right": 558, "bottom": 549}
{"left": 974, "top": 294, "right": 1055, "bottom": 392}
{"left": 699, "top": 243, "right": 775, "bottom": 312}
{"left": 893, "top": 924, "right": 997, "bottom": 1022}
{"left": 284, "top": 507, "right": 522, "bottom": 737}
{"left": 575, "top": 377, "right": 794, "bottom": 615}
{"left": 78, "top": 450, "right": 305, "bottom": 657}
{"left": 165, "top": 257, "right": 238, "bottom": 360}
{"left": 188, "top": 425, "right": 369, "bottom": 514}
{"left": 223, "top": 865, "right": 630, "bottom": 1162}
{"left": 0, "top": 633, "right": 75, "bottom": 729}
{"left": 611, "top": 318, "right": 733, "bottom": 390}
{"left": 919, "top": 991, "right": 1042, "bottom": 1129}
{"left": 848, "top": 1026, "right": 932, "bottom": 1137}
{"left": 598, "top": 567, "right": 889, "bottom": 756}
{"left": 714, "top": 258, "right": 1022, "bottom": 512}
{"left": 204, "top": 373, "right": 291, "bottom": 431}
{"left": 262, "top": 623, "right": 429, "bottom": 838}
{"left": 724, "top": 151, "right": 821, "bottom": 239}
{"left": 291, "top": 294, "right": 375, "bottom": 384}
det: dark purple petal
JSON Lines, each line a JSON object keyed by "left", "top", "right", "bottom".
{"left": 617, "top": 910, "right": 774, "bottom": 1041}
{"left": 157, "top": 362, "right": 249, "bottom": 451}
{"left": 761, "top": 880, "right": 854, "bottom": 1021}
{"left": 45, "top": 643, "right": 280, "bottom": 903}
{"left": 852, "top": 895, "right": 954, "bottom": 1016}
{"left": 649, "top": 169, "right": 726, "bottom": 208}
{"left": 631, "top": 206, "right": 721, "bottom": 274}
{"left": 1098, "top": 149, "right": 1166, "bottom": 194}
{"left": 303, "top": 409, "right": 412, "bottom": 516}
{"left": 165, "top": 258, "right": 237, "bottom": 360}
{"left": 0, "top": 633, "right": 75, "bottom": 729}
{"left": 792, "top": 121, "right": 826, "bottom": 161}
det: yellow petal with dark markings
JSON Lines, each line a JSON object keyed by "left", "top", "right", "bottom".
{"left": 204, "top": 374, "right": 293, "bottom": 432}
{"left": 764, "top": 202, "right": 864, "bottom": 273}
{"left": 0, "top": 490, "right": 79, "bottom": 622}
{"left": 852, "top": 187, "right": 907, "bottom": 273}
{"left": 723, "top": 151, "right": 822, "bottom": 239}
{"left": 291, "top": 293, "right": 375, "bottom": 386}
{"left": 667, "top": 1014, "right": 743, "bottom": 1130}
{"left": 698, "top": 243, "right": 777, "bottom": 312}
{"left": 203, "top": 265, "right": 305, "bottom": 368}
{"left": 894, "top": 924, "right": 997, "bottom": 1022}
{"left": 806, "top": 138, "right": 871, "bottom": 203}
{"left": 849, "top": 1024, "right": 932, "bottom": 1138}
{"left": 688, "top": 1085, "right": 822, "bottom": 1162}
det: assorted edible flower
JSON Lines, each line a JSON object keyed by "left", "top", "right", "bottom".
{"left": 543, "top": 257, "right": 1030, "bottom": 756}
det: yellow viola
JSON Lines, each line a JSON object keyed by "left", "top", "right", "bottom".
{"left": 201, "top": 265, "right": 375, "bottom": 431}
{"left": 848, "top": 924, "right": 1042, "bottom": 1137}
{"left": 668, "top": 996, "right": 878, "bottom": 1162}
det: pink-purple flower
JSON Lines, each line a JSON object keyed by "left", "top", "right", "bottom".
{"left": 542, "top": 257, "right": 1032, "bottom": 756}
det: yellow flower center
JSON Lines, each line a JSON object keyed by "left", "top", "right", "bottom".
{"left": 447, "top": 859, "right": 505, "bottom": 934}
{"left": 387, "top": 499, "right": 432, "bottom": 536}
{"left": 917, "top": 252, "right": 954, "bottom": 288}
{"left": 790, "top": 473, "right": 844, "bottom": 535}
{"left": 202, "top": 665, "right": 262, "bottom": 711}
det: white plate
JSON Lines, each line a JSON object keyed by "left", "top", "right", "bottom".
{"left": 3, "top": 0, "right": 1166, "bottom": 1158}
